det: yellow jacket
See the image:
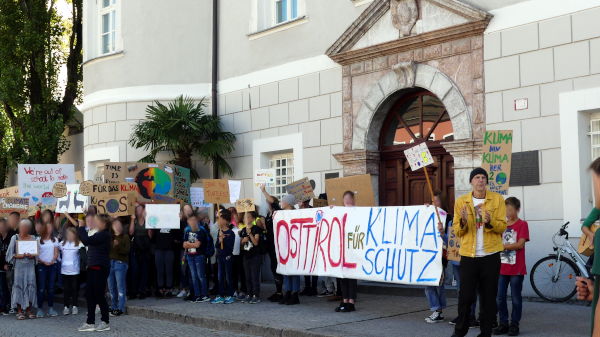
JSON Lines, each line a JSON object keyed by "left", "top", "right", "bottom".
{"left": 453, "top": 191, "right": 507, "bottom": 257}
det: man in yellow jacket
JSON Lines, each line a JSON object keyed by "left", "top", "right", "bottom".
{"left": 451, "top": 167, "right": 507, "bottom": 337}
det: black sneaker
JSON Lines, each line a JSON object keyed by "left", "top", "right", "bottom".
{"left": 340, "top": 302, "right": 355, "bottom": 312}
{"left": 425, "top": 311, "right": 444, "bottom": 323}
{"left": 469, "top": 317, "right": 480, "bottom": 328}
{"left": 449, "top": 317, "right": 458, "bottom": 325}
{"left": 109, "top": 310, "right": 123, "bottom": 317}
{"left": 184, "top": 294, "right": 195, "bottom": 302}
{"left": 508, "top": 323, "right": 519, "bottom": 336}
{"left": 267, "top": 292, "right": 283, "bottom": 302}
{"left": 493, "top": 323, "right": 509, "bottom": 335}
{"left": 335, "top": 302, "right": 345, "bottom": 312}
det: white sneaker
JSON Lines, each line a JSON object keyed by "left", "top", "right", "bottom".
{"left": 77, "top": 323, "right": 96, "bottom": 332}
{"left": 72, "top": 306, "right": 79, "bottom": 315}
{"left": 425, "top": 311, "right": 444, "bottom": 323}
{"left": 95, "top": 306, "right": 100, "bottom": 314}
{"left": 63, "top": 306, "right": 70, "bottom": 315}
{"left": 176, "top": 289, "right": 187, "bottom": 298}
{"left": 95, "top": 321, "right": 110, "bottom": 332}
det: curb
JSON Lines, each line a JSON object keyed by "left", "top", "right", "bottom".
{"left": 126, "top": 304, "right": 338, "bottom": 337}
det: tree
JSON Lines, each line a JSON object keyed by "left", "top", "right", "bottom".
{"left": 0, "top": 0, "right": 83, "bottom": 188}
{"left": 129, "top": 96, "right": 236, "bottom": 180}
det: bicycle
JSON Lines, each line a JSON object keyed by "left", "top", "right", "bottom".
{"left": 530, "top": 221, "right": 591, "bottom": 302}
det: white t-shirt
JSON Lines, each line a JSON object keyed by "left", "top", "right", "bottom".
{"left": 472, "top": 197, "right": 489, "bottom": 257}
{"left": 39, "top": 239, "right": 59, "bottom": 264}
{"left": 232, "top": 227, "right": 241, "bottom": 256}
{"left": 60, "top": 241, "right": 81, "bottom": 275}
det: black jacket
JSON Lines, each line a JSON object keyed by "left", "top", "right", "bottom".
{"left": 77, "top": 227, "right": 111, "bottom": 268}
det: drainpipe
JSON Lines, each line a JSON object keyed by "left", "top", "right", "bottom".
{"left": 211, "top": 0, "right": 219, "bottom": 179}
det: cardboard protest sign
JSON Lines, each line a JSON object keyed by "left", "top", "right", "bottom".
{"left": 55, "top": 184, "right": 88, "bottom": 214}
{"left": 404, "top": 142, "right": 434, "bottom": 171}
{"left": 145, "top": 204, "right": 180, "bottom": 229}
{"left": 286, "top": 177, "right": 315, "bottom": 202}
{"left": 0, "top": 186, "right": 19, "bottom": 198}
{"left": 446, "top": 221, "right": 460, "bottom": 262}
{"left": 481, "top": 130, "right": 513, "bottom": 195}
{"left": 228, "top": 180, "right": 242, "bottom": 204}
{"left": 313, "top": 198, "right": 328, "bottom": 208}
{"left": 254, "top": 169, "right": 276, "bottom": 186}
{"left": 18, "top": 164, "right": 75, "bottom": 204}
{"left": 190, "top": 187, "right": 210, "bottom": 208}
{"left": 203, "top": 179, "right": 230, "bottom": 204}
{"left": 79, "top": 181, "right": 95, "bottom": 196}
{"left": 326, "top": 174, "right": 375, "bottom": 206}
{"left": 274, "top": 205, "right": 445, "bottom": 286}
{"left": 235, "top": 199, "right": 255, "bottom": 213}
{"left": 173, "top": 166, "right": 191, "bottom": 204}
{"left": 52, "top": 182, "right": 67, "bottom": 198}
{"left": 91, "top": 193, "right": 135, "bottom": 217}
{"left": 0, "top": 197, "right": 29, "bottom": 215}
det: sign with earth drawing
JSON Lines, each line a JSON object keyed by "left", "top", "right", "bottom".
{"left": 481, "top": 130, "right": 513, "bottom": 195}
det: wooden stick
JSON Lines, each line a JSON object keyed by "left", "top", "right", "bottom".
{"left": 423, "top": 167, "right": 443, "bottom": 227}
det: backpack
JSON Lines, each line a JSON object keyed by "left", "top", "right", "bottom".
{"left": 200, "top": 227, "right": 215, "bottom": 258}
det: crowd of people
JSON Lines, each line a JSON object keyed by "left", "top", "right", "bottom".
{"left": 0, "top": 168, "right": 536, "bottom": 336}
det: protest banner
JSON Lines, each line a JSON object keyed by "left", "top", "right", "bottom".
{"left": 273, "top": 205, "right": 445, "bottom": 286}
{"left": 145, "top": 204, "right": 180, "bottom": 229}
{"left": 235, "top": 199, "right": 255, "bottom": 213}
{"left": 17, "top": 240, "right": 38, "bottom": 256}
{"left": 286, "top": 177, "right": 315, "bottom": 202}
{"left": 0, "top": 186, "right": 19, "bottom": 198}
{"left": 0, "top": 197, "right": 29, "bottom": 215}
{"left": 91, "top": 192, "right": 135, "bottom": 217}
{"left": 326, "top": 174, "right": 375, "bottom": 206}
{"left": 55, "top": 184, "right": 88, "bottom": 214}
{"left": 190, "top": 187, "right": 210, "bottom": 208}
{"left": 481, "top": 130, "right": 513, "bottom": 195}
{"left": 18, "top": 164, "right": 75, "bottom": 204}
{"left": 313, "top": 198, "right": 328, "bottom": 208}
{"left": 52, "top": 182, "right": 67, "bottom": 198}
{"left": 203, "top": 179, "right": 230, "bottom": 204}
{"left": 254, "top": 169, "right": 276, "bottom": 186}
{"left": 229, "top": 180, "right": 242, "bottom": 204}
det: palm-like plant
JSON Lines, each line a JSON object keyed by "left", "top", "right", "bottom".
{"left": 129, "top": 95, "right": 235, "bottom": 180}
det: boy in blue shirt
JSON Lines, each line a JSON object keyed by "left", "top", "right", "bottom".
{"left": 211, "top": 209, "right": 235, "bottom": 304}
{"left": 183, "top": 214, "right": 210, "bottom": 303}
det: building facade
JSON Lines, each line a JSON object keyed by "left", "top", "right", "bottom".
{"left": 79, "top": 0, "right": 600, "bottom": 295}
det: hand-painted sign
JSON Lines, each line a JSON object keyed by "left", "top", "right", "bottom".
{"left": 203, "top": 179, "right": 230, "bottom": 204}
{"left": 326, "top": 174, "right": 375, "bottom": 206}
{"left": 481, "top": 130, "right": 513, "bottom": 195}
{"left": 91, "top": 192, "right": 135, "bottom": 217}
{"left": 0, "top": 197, "right": 29, "bottom": 215}
{"left": 18, "top": 164, "right": 75, "bottom": 204}
{"left": 55, "top": 184, "right": 88, "bottom": 214}
{"left": 235, "top": 198, "right": 255, "bottom": 213}
{"left": 145, "top": 204, "right": 180, "bottom": 229}
{"left": 286, "top": 177, "right": 315, "bottom": 203}
{"left": 274, "top": 205, "right": 445, "bottom": 286}
{"left": 0, "top": 186, "right": 19, "bottom": 198}
{"left": 190, "top": 187, "right": 210, "bottom": 208}
{"left": 404, "top": 143, "right": 434, "bottom": 171}
{"left": 254, "top": 169, "right": 276, "bottom": 186}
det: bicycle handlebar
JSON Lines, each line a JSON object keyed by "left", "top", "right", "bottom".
{"left": 559, "top": 222, "right": 570, "bottom": 238}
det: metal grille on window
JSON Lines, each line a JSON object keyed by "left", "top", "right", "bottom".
{"left": 269, "top": 153, "right": 294, "bottom": 201}
{"left": 591, "top": 119, "right": 600, "bottom": 159}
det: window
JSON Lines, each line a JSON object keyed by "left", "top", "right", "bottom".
{"left": 590, "top": 118, "right": 600, "bottom": 159}
{"left": 269, "top": 153, "right": 294, "bottom": 201}
{"left": 254, "top": 0, "right": 303, "bottom": 32}
{"left": 99, "top": 0, "right": 118, "bottom": 55}
{"left": 275, "top": 0, "right": 298, "bottom": 24}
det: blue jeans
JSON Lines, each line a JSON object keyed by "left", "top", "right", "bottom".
{"left": 425, "top": 284, "right": 447, "bottom": 311}
{"left": 217, "top": 255, "right": 233, "bottom": 297}
{"left": 453, "top": 263, "right": 476, "bottom": 317}
{"left": 283, "top": 275, "right": 301, "bottom": 292}
{"left": 0, "top": 272, "right": 8, "bottom": 311}
{"left": 497, "top": 275, "right": 524, "bottom": 325}
{"left": 37, "top": 263, "right": 57, "bottom": 308}
{"left": 108, "top": 260, "right": 128, "bottom": 312}
{"left": 187, "top": 254, "right": 207, "bottom": 297}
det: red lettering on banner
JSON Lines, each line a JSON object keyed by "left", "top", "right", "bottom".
{"left": 328, "top": 217, "right": 342, "bottom": 268}
{"left": 341, "top": 214, "right": 357, "bottom": 269}
{"left": 276, "top": 220, "right": 290, "bottom": 264}
{"left": 302, "top": 224, "right": 316, "bottom": 270}
{"left": 290, "top": 223, "right": 299, "bottom": 259}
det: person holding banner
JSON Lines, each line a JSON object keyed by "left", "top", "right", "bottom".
{"left": 334, "top": 191, "right": 358, "bottom": 313}
{"left": 6, "top": 219, "right": 38, "bottom": 320}
{"left": 279, "top": 194, "right": 301, "bottom": 306}
{"left": 451, "top": 168, "right": 507, "bottom": 337}
{"left": 259, "top": 184, "right": 284, "bottom": 303}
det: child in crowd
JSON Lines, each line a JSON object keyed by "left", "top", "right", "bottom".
{"left": 240, "top": 211, "right": 262, "bottom": 304}
{"left": 60, "top": 227, "right": 81, "bottom": 316}
{"left": 184, "top": 213, "right": 210, "bottom": 303}
{"left": 211, "top": 209, "right": 235, "bottom": 304}
{"left": 494, "top": 197, "right": 529, "bottom": 336}
{"left": 77, "top": 214, "right": 112, "bottom": 332}
{"left": 108, "top": 217, "right": 130, "bottom": 317}
{"left": 6, "top": 219, "right": 38, "bottom": 320}
{"left": 279, "top": 194, "right": 301, "bottom": 306}
{"left": 231, "top": 208, "right": 247, "bottom": 301}
{"left": 37, "top": 221, "right": 60, "bottom": 318}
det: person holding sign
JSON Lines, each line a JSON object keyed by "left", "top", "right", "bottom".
{"left": 279, "top": 194, "right": 301, "bottom": 306}
{"left": 76, "top": 214, "right": 112, "bottom": 332}
{"left": 6, "top": 219, "right": 38, "bottom": 320}
{"left": 240, "top": 211, "right": 263, "bottom": 304}
{"left": 334, "top": 191, "right": 358, "bottom": 313}
{"left": 451, "top": 168, "right": 507, "bottom": 337}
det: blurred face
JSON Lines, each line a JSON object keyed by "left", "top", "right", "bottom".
{"left": 34, "top": 222, "right": 43, "bottom": 235}
{"left": 8, "top": 214, "right": 19, "bottom": 227}
{"left": 0, "top": 220, "right": 7, "bottom": 233}
{"left": 86, "top": 214, "right": 95, "bottom": 228}
{"left": 44, "top": 222, "right": 53, "bottom": 237}
{"left": 66, "top": 229, "right": 76, "bottom": 242}
{"left": 506, "top": 204, "right": 519, "bottom": 220}
{"left": 244, "top": 213, "right": 254, "bottom": 225}
{"left": 94, "top": 216, "right": 107, "bottom": 231}
{"left": 42, "top": 211, "right": 52, "bottom": 224}
{"left": 343, "top": 194, "right": 355, "bottom": 207}
{"left": 187, "top": 216, "right": 198, "bottom": 228}
{"left": 471, "top": 174, "right": 487, "bottom": 193}
{"left": 19, "top": 222, "right": 32, "bottom": 236}
{"left": 113, "top": 220, "right": 124, "bottom": 235}
{"left": 183, "top": 205, "right": 193, "bottom": 217}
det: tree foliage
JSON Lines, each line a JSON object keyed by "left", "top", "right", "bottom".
{"left": 129, "top": 96, "right": 236, "bottom": 181}
{"left": 0, "top": 0, "right": 83, "bottom": 188}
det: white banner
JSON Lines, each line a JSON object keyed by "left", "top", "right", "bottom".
{"left": 274, "top": 206, "right": 445, "bottom": 286}
{"left": 18, "top": 164, "right": 75, "bottom": 205}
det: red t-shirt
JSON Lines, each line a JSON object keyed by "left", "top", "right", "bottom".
{"left": 500, "top": 219, "right": 530, "bottom": 275}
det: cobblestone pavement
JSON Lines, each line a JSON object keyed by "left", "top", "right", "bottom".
{"left": 0, "top": 311, "right": 254, "bottom": 337}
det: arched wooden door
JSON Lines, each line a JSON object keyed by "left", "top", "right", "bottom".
{"left": 379, "top": 89, "right": 455, "bottom": 209}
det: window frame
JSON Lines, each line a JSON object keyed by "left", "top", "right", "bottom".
{"left": 98, "top": 0, "right": 120, "bottom": 56}
{"left": 590, "top": 117, "right": 600, "bottom": 160}
{"left": 269, "top": 152, "right": 295, "bottom": 201}
{"left": 273, "top": 0, "right": 299, "bottom": 25}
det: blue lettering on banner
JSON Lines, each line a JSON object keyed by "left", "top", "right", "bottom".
{"left": 416, "top": 249, "right": 438, "bottom": 283}
{"left": 401, "top": 210, "right": 419, "bottom": 246}
{"left": 366, "top": 208, "right": 381, "bottom": 247}
{"left": 420, "top": 212, "right": 438, "bottom": 249}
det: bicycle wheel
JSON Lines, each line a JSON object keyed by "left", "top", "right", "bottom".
{"left": 530, "top": 255, "right": 580, "bottom": 302}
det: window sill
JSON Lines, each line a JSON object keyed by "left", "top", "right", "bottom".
{"left": 83, "top": 50, "right": 125, "bottom": 66}
{"left": 248, "top": 16, "right": 308, "bottom": 40}
{"left": 352, "top": 0, "right": 374, "bottom": 6}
